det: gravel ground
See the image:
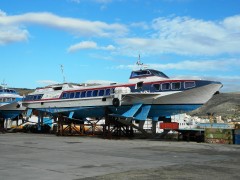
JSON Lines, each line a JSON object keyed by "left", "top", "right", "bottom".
{"left": 0, "top": 133, "right": 239, "bottom": 180}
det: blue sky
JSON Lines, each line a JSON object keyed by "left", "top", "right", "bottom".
{"left": 0, "top": 0, "right": 240, "bottom": 92}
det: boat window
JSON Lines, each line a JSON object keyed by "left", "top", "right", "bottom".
{"left": 81, "top": 91, "right": 86, "bottom": 98}
{"left": 99, "top": 89, "right": 104, "bottom": 96}
{"left": 25, "top": 95, "right": 33, "bottom": 101}
{"left": 75, "top": 92, "right": 80, "bottom": 98}
{"left": 53, "top": 86, "right": 62, "bottom": 90}
{"left": 161, "top": 83, "right": 170, "bottom": 90}
{"left": 105, "top": 89, "right": 110, "bottom": 95}
{"left": 0, "top": 90, "right": 3, "bottom": 93}
{"left": 70, "top": 92, "right": 75, "bottom": 98}
{"left": 153, "top": 84, "right": 160, "bottom": 91}
{"left": 151, "top": 70, "right": 169, "bottom": 79}
{"left": 93, "top": 90, "right": 98, "bottom": 97}
{"left": 171, "top": 82, "right": 181, "bottom": 90}
{"left": 62, "top": 92, "right": 69, "bottom": 99}
{"left": 184, "top": 81, "right": 196, "bottom": 89}
{"left": 135, "top": 70, "right": 150, "bottom": 76}
{"left": 86, "top": 91, "right": 92, "bottom": 97}
{"left": 37, "top": 95, "right": 42, "bottom": 100}
{"left": 135, "top": 81, "right": 143, "bottom": 90}
{"left": 131, "top": 70, "right": 151, "bottom": 78}
{"left": 111, "top": 88, "right": 115, "bottom": 94}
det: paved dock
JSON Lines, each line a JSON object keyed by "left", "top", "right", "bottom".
{"left": 0, "top": 133, "right": 240, "bottom": 180}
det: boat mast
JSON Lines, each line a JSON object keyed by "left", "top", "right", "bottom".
{"left": 60, "top": 65, "right": 66, "bottom": 83}
{"left": 136, "top": 55, "right": 148, "bottom": 70}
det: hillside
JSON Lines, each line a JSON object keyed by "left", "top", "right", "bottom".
{"left": 189, "top": 92, "right": 240, "bottom": 119}
{"left": 13, "top": 88, "right": 34, "bottom": 96}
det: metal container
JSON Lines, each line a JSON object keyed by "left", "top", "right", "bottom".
{"left": 205, "top": 128, "right": 233, "bottom": 144}
{"left": 160, "top": 122, "right": 179, "bottom": 130}
{"left": 234, "top": 134, "right": 240, "bottom": 145}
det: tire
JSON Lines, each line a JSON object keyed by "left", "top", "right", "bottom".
{"left": 112, "top": 98, "right": 120, "bottom": 107}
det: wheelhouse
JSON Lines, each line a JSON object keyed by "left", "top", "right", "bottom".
{"left": 0, "top": 89, "right": 18, "bottom": 94}
{"left": 130, "top": 69, "right": 169, "bottom": 79}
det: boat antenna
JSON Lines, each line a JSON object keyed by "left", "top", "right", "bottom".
{"left": 60, "top": 65, "right": 66, "bottom": 83}
{"left": 136, "top": 54, "right": 148, "bottom": 70}
{"left": 136, "top": 54, "right": 143, "bottom": 66}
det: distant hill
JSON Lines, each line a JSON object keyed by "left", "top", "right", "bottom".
{"left": 13, "top": 88, "right": 34, "bottom": 96}
{"left": 189, "top": 92, "right": 240, "bottom": 119}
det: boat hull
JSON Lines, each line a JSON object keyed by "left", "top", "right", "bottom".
{"left": 0, "top": 102, "right": 26, "bottom": 119}
{"left": 23, "top": 82, "right": 221, "bottom": 120}
{"left": 32, "top": 104, "right": 202, "bottom": 120}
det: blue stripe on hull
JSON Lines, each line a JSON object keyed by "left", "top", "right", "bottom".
{"left": 0, "top": 110, "right": 23, "bottom": 119}
{"left": 35, "top": 104, "right": 202, "bottom": 120}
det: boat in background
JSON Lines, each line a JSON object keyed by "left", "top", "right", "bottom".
{"left": 23, "top": 57, "right": 223, "bottom": 122}
{"left": 0, "top": 83, "right": 25, "bottom": 119}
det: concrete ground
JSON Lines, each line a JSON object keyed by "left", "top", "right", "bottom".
{"left": 0, "top": 133, "right": 239, "bottom": 180}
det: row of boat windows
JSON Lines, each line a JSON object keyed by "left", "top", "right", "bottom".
{"left": 24, "top": 95, "right": 43, "bottom": 101}
{"left": 62, "top": 89, "right": 114, "bottom": 99}
{"left": 0, "top": 89, "right": 17, "bottom": 93}
{"left": 0, "top": 98, "right": 16, "bottom": 102}
{"left": 152, "top": 81, "right": 196, "bottom": 91}
{"left": 25, "top": 81, "right": 196, "bottom": 101}
{"left": 24, "top": 89, "right": 114, "bottom": 101}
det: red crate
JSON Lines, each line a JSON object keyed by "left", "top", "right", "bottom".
{"left": 160, "top": 122, "right": 179, "bottom": 130}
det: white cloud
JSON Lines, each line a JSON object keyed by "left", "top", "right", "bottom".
{"left": 37, "top": 80, "right": 59, "bottom": 86}
{"left": 115, "top": 59, "right": 240, "bottom": 71}
{"left": 0, "top": 10, "right": 29, "bottom": 45}
{"left": 68, "top": 41, "right": 97, "bottom": 52}
{"left": 1, "top": 9, "right": 240, "bottom": 57}
{"left": 0, "top": 9, "right": 6, "bottom": 16}
{"left": 0, "top": 26, "right": 29, "bottom": 45}
{"left": 67, "top": 40, "right": 116, "bottom": 52}
{"left": 222, "top": 15, "right": 240, "bottom": 31}
{"left": 100, "top": 44, "right": 116, "bottom": 50}
{"left": 0, "top": 11, "right": 128, "bottom": 44}
{"left": 149, "top": 59, "right": 240, "bottom": 71}
{"left": 130, "top": 22, "right": 150, "bottom": 30}
{"left": 117, "top": 15, "right": 240, "bottom": 56}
